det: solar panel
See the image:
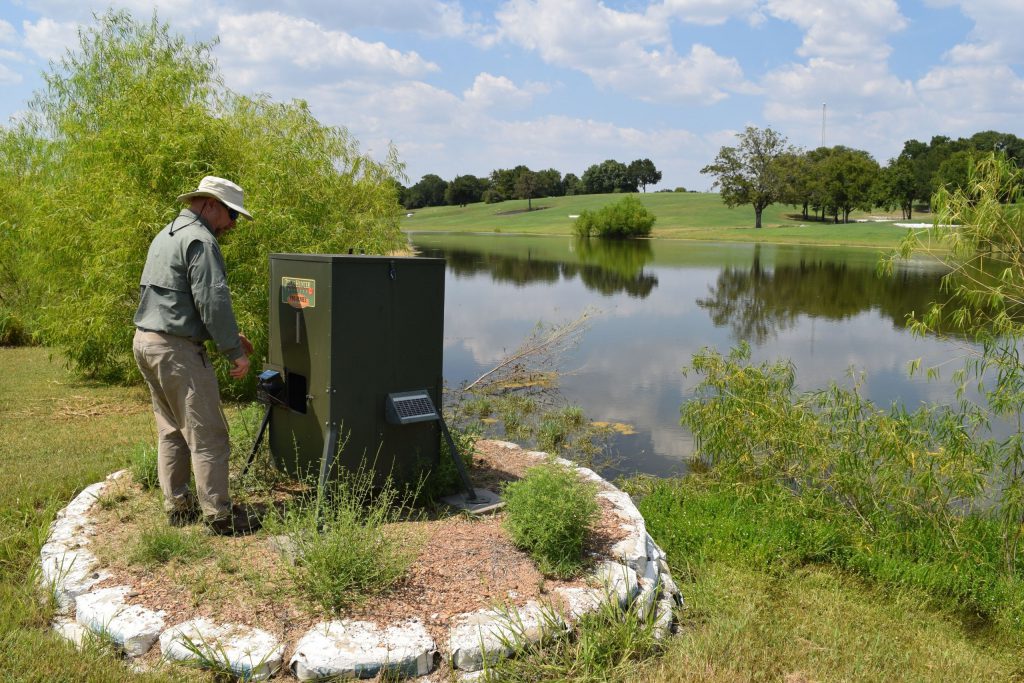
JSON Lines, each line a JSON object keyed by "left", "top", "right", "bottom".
{"left": 385, "top": 390, "right": 439, "bottom": 425}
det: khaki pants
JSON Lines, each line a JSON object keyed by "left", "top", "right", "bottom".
{"left": 133, "top": 330, "right": 231, "bottom": 519}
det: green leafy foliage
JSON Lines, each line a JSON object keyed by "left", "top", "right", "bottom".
{"left": 573, "top": 195, "right": 655, "bottom": 238}
{"left": 678, "top": 344, "right": 1024, "bottom": 628}
{"left": 502, "top": 462, "right": 598, "bottom": 578}
{"left": 886, "top": 152, "right": 1024, "bottom": 574}
{"left": 270, "top": 462, "right": 419, "bottom": 613}
{"left": 0, "top": 10, "right": 405, "bottom": 388}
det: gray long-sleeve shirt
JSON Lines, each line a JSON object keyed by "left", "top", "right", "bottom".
{"left": 133, "top": 209, "right": 243, "bottom": 361}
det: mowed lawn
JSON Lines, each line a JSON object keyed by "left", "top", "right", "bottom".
{"left": 403, "top": 192, "right": 925, "bottom": 248}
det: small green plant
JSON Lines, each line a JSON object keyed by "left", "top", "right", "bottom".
{"left": 130, "top": 524, "right": 210, "bottom": 566}
{"left": 96, "top": 488, "right": 130, "bottom": 511}
{"left": 573, "top": 195, "right": 656, "bottom": 238}
{"left": 503, "top": 462, "right": 599, "bottom": 578}
{"left": 270, "top": 462, "right": 420, "bottom": 612}
{"left": 482, "top": 594, "right": 661, "bottom": 681}
{"left": 128, "top": 444, "right": 159, "bottom": 490}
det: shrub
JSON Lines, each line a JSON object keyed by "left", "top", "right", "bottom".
{"left": 272, "top": 462, "right": 419, "bottom": 612}
{"left": 573, "top": 195, "right": 655, "bottom": 238}
{"left": 503, "top": 462, "right": 598, "bottom": 578}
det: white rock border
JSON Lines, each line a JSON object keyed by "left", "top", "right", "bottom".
{"left": 41, "top": 441, "right": 683, "bottom": 679}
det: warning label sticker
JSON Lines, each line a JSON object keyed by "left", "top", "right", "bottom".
{"left": 282, "top": 277, "right": 316, "bottom": 309}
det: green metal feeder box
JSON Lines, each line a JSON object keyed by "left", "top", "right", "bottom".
{"left": 264, "top": 254, "right": 446, "bottom": 488}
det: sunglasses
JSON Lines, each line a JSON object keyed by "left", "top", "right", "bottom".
{"left": 221, "top": 202, "right": 240, "bottom": 221}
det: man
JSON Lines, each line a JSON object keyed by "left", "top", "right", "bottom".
{"left": 133, "top": 175, "right": 257, "bottom": 535}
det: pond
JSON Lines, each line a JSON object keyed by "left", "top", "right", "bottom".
{"left": 409, "top": 232, "right": 968, "bottom": 479}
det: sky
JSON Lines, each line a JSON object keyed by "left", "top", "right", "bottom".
{"left": 1, "top": 0, "right": 1022, "bottom": 191}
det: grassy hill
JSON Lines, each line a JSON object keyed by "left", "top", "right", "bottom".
{"left": 403, "top": 192, "right": 922, "bottom": 248}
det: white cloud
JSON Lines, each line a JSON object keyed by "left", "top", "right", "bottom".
{"left": 927, "top": 0, "right": 1024, "bottom": 64}
{"left": 234, "top": 0, "right": 485, "bottom": 39}
{"left": 658, "top": 0, "right": 763, "bottom": 26}
{"left": 494, "top": 0, "right": 751, "bottom": 104}
{"left": 216, "top": 12, "right": 438, "bottom": 79}
{"left": 22, "top": 18, "right": 79, "bottom": 61}
{"left": 764, "top": 0, "right": 907, "bottom": 60}
{"left": 0, "top": 62, "right": 21, "bottom": 85}
{"left": 763, "top": 59, "right": 914, "bottom": 111}
{"left": 0, "top": 19, "right": 16, "bottom": 43}
{"left": 463, "top": 73, "right": 542, "bottom": 109}
{"left": 918, "top": 63, "right": 1024, "bottom": 121}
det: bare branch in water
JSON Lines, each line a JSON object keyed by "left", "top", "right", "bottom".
{"left": 464, "top": 308, "right": 596, "bottom": 393}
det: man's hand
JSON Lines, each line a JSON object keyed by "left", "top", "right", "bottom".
{"left": 239, "top": 333, "right": 254, "bottom": 356}
{"left": 230, "top": 355, "right": 250, "bottom": 379}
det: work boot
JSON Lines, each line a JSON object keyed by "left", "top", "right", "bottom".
{"left": 206, "top": 504, "right": 262, "bottom": 536}
{"left": 166, "top": 498, "right": 201, "bottom": 527}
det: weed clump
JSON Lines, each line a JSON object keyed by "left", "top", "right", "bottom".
{"left": 130, "top": 524, "right": 209, "bottom": 566}
{"left": 128, "top": 444, "right": 159, "bottom": 490}
{"left": 271, "top": 464, "right": 420, "bottom": 613}
{"left": 503, "top": 462, "right": 598, "bottom": 578}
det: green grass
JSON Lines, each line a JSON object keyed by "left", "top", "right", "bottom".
{"left": 404, "top": 192, "right": 924, "bottom": 248}
{"left": 3, "top": 346, "right": 1020, "bottom": 681}
{"left": 0, "top": 346, "right": 208, "bottom": 681}
{"left": 624, "top": 475, "right": 1022, "bottom": 682}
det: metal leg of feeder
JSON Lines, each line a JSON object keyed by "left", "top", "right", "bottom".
{"left": 241, "top": 404, "right": 272, "bottom": 478}
{"left": 318, "top": 422, "right": 340, "bottom": 496}
{"left": 438, "top": 417, "right": 478, "bottom": 502}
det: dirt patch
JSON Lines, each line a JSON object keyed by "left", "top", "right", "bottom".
{"left": 493, "top": 206, "right": 549, "bottom": 216}
{"left": 10, "top": 395, "right": 148, "bottom": 420}
{"left": 87, "top": 439, "right": 630, "bottom": 672}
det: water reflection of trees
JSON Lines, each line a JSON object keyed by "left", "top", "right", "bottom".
{"left": 419, "top": 239, "right": 658, "bottom": 298}
{"left": 697, "top": 247, "right": 950, "bottom": 343}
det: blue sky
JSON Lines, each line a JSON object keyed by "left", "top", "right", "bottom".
{"left": 1, "top": 0, "right": 1022, "bottom": 190}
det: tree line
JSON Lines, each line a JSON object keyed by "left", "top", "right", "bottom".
{"left": 702, "top": 126, "right": 1024, "bottom": 228}
{"left": 397, "top": 158, "right": 663, "bottom": 210}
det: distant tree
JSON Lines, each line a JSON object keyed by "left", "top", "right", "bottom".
{"left": 581, "top": 159, "right": 634, "bottom": 194}
{"left": 490, "top": 165, "right": 530, "bottom": 201}
{"left": 405, "top": 173, "right": 448, "bottom": 208}
{"left": 562, "top": 172, "right": 580, "bottom": 196}
{"left": 701, "top": 126, "right": 797, "bottom": 229}
{"left": 627, "top": 158, "right": 662, "bottom": 192}
{"left": 445, "top": 174, "right": 488, "bottom": 206}
{"left": 877, "top": 156, "right": 917, "bottom": 219}
{"left": 818, "top": 147, "right": 879, "bottom": 223}
{"left": 934, "top": 149, "right": 978, "bottom": 194}
{"left": 534, "top": 168, "right": 563, "bottom": 197}
{"left": 775, "top": 151, "right": 814, "bottom": 219}
{"left": 514, "top": 169, "right": 539, "bottom": 210}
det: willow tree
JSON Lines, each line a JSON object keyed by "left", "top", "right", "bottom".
{"left": 5, "top": 10, "right": 404, "bottom": 387}
{"left": 888, "top": 152, "right": 1024, "bottom": 570}
{"left": 701, "top": 126, "right": 797, "bottom": 229}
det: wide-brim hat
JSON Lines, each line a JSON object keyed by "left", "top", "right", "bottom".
{"left": 177, "top": 175, "right": 253, "bottom": 220}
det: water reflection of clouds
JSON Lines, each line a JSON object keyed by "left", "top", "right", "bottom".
{"left": 432, "top": 236, "right": 983, "bottom": 475}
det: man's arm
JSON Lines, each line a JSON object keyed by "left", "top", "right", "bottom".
{"left": 186, "top": 240, "right": 248, "bottom": 373}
